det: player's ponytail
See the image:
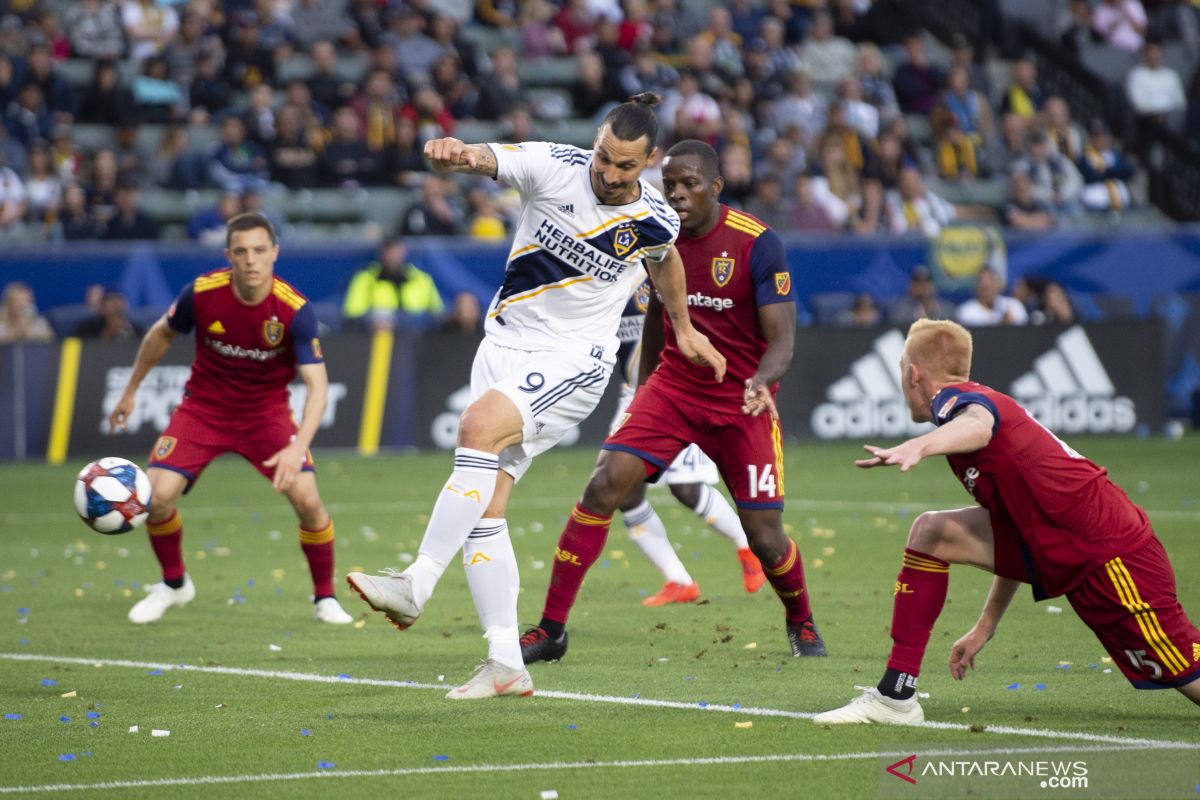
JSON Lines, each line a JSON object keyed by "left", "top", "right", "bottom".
{"left": 602, "top": 92, "right": 662, "bottom": 154}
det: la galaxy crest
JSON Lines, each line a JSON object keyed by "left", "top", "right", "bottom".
{"left": 712, "top": 257, "right": 735, "bottom": 288}
{"left": 613, "top": 224, "right": 638, "bottom": 258}
{"left": 262, "top": 317, "right": 284, "bottom": 347}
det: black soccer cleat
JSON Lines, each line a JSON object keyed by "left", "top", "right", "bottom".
{"left": 787, "top": 618, "right": 828, "bottom": 657}
{"left": 520, "top": 626, "right": 568, "bottom": 664}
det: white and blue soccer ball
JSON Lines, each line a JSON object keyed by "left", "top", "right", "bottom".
{"left": 74, "top": 457, "right": 152, "bottom": 534}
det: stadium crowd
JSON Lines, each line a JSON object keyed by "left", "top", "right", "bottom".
{"left": 0, "top": 0, "right": 1177, "bottom": 247}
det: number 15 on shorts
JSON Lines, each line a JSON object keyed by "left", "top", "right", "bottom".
{"left": 747, "top": 464, "right": 777, "bottom": 498}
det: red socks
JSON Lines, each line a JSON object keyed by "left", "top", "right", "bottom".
{"left": 764, "top": 539, "right": 812, "bottom": 624}
{"left": 300, "top": 519, "right": 336, "bottom": 599}
{"left": 147, "top": 510, "right": 185, "bottom": 584}
{"left": 886, "top": 548, "right": 950, "bottom": 676}
{"left": 541, "top": 503, "right": 612, "bottom": 626}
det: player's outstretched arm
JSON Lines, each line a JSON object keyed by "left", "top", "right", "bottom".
{"left": 949, "top": 575, "right": 1020, "bottom": 679}
{"left": 646, "top": 246, "right": 726, "bottom": 382}
{"left": 108, "top": 317, "right": 178, "bottom": 433}
{"left": 264, "top": 361, "right": 328, "bottom": 493}
{"left": 423, "top": 138, "right": 498, "bottom": 178}
{"left": 742, "top": 301, "right": 796, "bottom": 418}
{"left": 855, "top": 404, "right": 995, "bottom": 471}
{"left": 637, "top": 291, "right": 666, "bottom": 386}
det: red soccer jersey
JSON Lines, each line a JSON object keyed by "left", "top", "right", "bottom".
{"left": 166, "top": 269, "right": 323, "bottom": 416}
{"left": 933, "top": 381, "right": 1152, "bottom": 598}
{"left": 651, "top": 206, "right": 795, "bottom": 406}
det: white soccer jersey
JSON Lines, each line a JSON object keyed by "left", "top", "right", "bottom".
{"left": 484, "top": 141, "right": 681, "bottom": 363}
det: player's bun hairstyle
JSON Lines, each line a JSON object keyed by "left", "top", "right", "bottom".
{"left": 602, "top": 92, "right": 662, "bottom": 154}
{"left": 226, "top": 212, "right": 278, "bottom": 247}
{"left": 665, "top": 139, "right": 720, "bottom": 181}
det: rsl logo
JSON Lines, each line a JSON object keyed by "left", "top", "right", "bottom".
{"left": 153, "top": 436, "right": 177, "bottom": 459}
{"left": 712, "top": 254, "right": 735, "bottom": 287}
{"left": 262, "top": 316, "right": 284, "bottom": 347}
{"left": 613, "top": 223, "right": 638, "bottom": 257}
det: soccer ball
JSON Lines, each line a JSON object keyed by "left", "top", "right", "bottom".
{"left": 74, "top": 457, "right": 152, "bottom": 535}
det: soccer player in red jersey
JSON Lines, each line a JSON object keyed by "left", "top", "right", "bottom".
{"left": 816, "top": 319, "right": 1200, "bottom": 724}
{"left": 108, "top": 213, "right": 354, "bottom": 626}
{"left": 521, "top": 140, "right": 826, "bottom": 663}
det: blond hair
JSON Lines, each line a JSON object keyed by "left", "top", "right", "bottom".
{"left": 904, "top": 318, "right": 973, "bottom": 381}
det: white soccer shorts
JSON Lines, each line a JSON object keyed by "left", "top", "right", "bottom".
{"left": 470, "top": 338, "right": 612, "bottom": 481}
{"left": 610, "top": 384, "right": 720, "bottom": 486}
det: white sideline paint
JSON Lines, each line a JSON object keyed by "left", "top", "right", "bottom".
{"left": 0, "top": 744, "right": 1190, "bottom": 795}
{"left": 2, "top": 653, "right": 1197, "bottom": 752}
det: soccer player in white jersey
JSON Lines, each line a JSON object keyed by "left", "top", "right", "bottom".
{"left": 346, "top": 94, "right": 727, "bottom": 699}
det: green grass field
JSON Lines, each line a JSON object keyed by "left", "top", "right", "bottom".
{"left": 0, "top": 438, "right": 1197, "bottom": 798}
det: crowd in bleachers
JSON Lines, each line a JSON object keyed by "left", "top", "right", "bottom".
{"left": 0, "top": 0, "right": 1182, "bottom": 244}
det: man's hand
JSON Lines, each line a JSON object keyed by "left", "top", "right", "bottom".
{"left": 263, "top": 441, "right": 308, "bottom": 493}
{"left": 854, "top": 441, "right": 924, "bottom": 471}
{"left": 676, "top": 328, "right": 726, "bottom": 382}
{"left": 424, "top": 137, "right": 476, "bottom": 172}
{"left": 108, "top": 392, "right": 136, "bottom": 433}
{"left": 742, "top": 378, "right": 777, "bottom": 419}
{"left": 949, "top": 624, "right": 993, "bottom": 680}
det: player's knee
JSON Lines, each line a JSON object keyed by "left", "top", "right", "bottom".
{"left": 669, "top": 482, "right": 701, "bottom": 509}
{"left": 618, "top": 483, "right": 647, "bottom": 513}
{"left": 291, "top": 493, "right": 326, "bottom": 526}
{"left": 907, "top": 511, "right": 945, "bottom": 553}
{"left": 581, "top": 468, "right": 627, "bottom": 516}
{"left": 148, "top": 496, "right": 176, "bottom": 522}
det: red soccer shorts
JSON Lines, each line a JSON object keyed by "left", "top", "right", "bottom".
{"left": 603, "top": 376, "right": 785, "bottom": 510}
{"left": 147, "top": 400, "right": 315, "bottom": 492}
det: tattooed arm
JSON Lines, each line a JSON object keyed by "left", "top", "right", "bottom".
{"left": 423, "top": 138, "right": 498, "bottom": 178}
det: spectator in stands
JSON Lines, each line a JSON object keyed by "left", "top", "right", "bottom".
{"left": 1004, "top": 169, "right": 1057, "bottom": 231}
{"left": 78, "top": 59, "right": 137, "bottom": 127}
{"left": 351, "top": 69, "right": 403, "bottom": 153}
{"left": 132, "top": 55, "right": 185, "bottom": 124}
{"left": 744, "top": 173, "right": 792, "bottom": 230}
{"left": 837, "top": 293, "right": 882, "bottom": 327}
{"left": 0, "top": 156, "right": 26, "bottom": 234}
{"left": 649, "top": 0, "right": 706, "bottom": 52}
{"left": 1041, "top": 96, "right": 1084, "bottom": 162}
{"left": 443, "top": 290, "right": 483, "bottom": 335}
{"left": 938, "top": 65, "right": 992, "bottom": 141}
{"left": 892, "top": 34, "right": 944, "bottom": 115}
{"left": 210, "top": 114, "right": 270, "bottom": 194}
{"left": 990, "top": 111, "right": 1031, "bottom": 171}
{"left": 718, "top": 141, "right": 754, "bottom": 207}
{"left": 269, "top": 106, "right": 322, "bottom": 190}
{"left": 307, "top": 40, "right": 356, "bottom": 112}
{"left": 342, "top": 238, "right": 448, "bottom": 332}
{"left": 755, "top": 136, "right": 806, "bottom": 197}
{"left": 554, "top": 0, "right": 601, "bottom": 55}
{"left": 791, "top": 172, "right": 840, "bottom": 233}
{"left": 84, "top": 148, "right": 119, "bottom": 226}
{"left": 402, "top": 173, "right": 465, "bottom": 236}
{"left": 999, "top": 56, "right": 1044, "bottom": 119}
{"left": 1034, "top": 280, "right": 1076, "bottom": 325}
{"left": 0, "top": 281, "right": 54, "bottom": 344}
{"left": 1093, "top": 0, "right": 1148, "bottom": 53}
{"left": 1058, "top": 0, "right": 1097, "bottom": 55}
{"left": 465, "top": 185, "right": 509, "bottom": 242}
{"left": 122, "top": 0, "right": 180, "bottom": 63}
{"left": 150, "top": 124, "right": 200, "bottom": 189}
{"left": 430, "top": 14, "right": 483, "bottom": 81}
{"left": 661, "top": 69, "right": 722, "bottom": 143}
{"left": 520, "top": 0, "right": 566, "bottom": 57}
{"left": 949, "top": 33, "right": 991, "bottom": 100}
{"left": 22, "top": 44, "right": 74, "bottom": 124}
{"left": 292, "top": 0, "right": 356, "bottom": 53}
{"left": 187, "top": 191, "right": 241, "bottom": 245}
{"left": 875, "top": 127, "right": 921, "bottom": 191}
{"left": 224, "top": 11, "right": 275, "bottom": 91}
{"left": 475, "top": 46, "right": 524, "bottom": 121}
{"left": 243, "top": 84, "right": 278, "bottom": 148}
{"left": 350, "top": 0, "right": 388, "bottom": 50}
{"left": 1012, "top": 130, "right": 1084, "bottom": 216}
{"left": 573, "top": 50, "right": 622, "bottom": 120}
{"left": 23, "top": 142, "right": 61, "bottom": 231}
{"left": 386, "top": 6, "right": 443, "bottom": 83}
{"left": 956, "top": 267, "right": 1029, "bottom": 326}
{"left": 698, "top": 6, "right": 745, "bottom": 80}
{"left": 770, "top": 70, "right": 827, "bottom": 148}
{"left": 1125, "top": 38, "right": 1187, "bottom": 128}
{"left": 322, "top": 105, "right": 379, "bottom": 187}
{"left": 65, "top": 0, "right": 126, "bottom": 60}
{"left": 284, "top": 79, "right": 329, "bottom": 127}
{"left": 840, "top": 76, "right": 879, "bottom": 139}
{"left": 401, "top": 84, "right": 456, "bottom": 142}
{"left": 619, "top": 42, "right": 679, "bottom": 99}
{"left": 684, "top": 35, "right": 736, "bottom": 98}
{"left": 810, "top": 136, "right": 863, "bottom": 230}
{"left": 57, "top": 184, "right": 97, "bottom": 241}
{"left": 162, "top": 11, "right": 214, "bottom": 89}
{"left": 476, "top": 0, "right": 519, "bottom": 30}
{"left": 0, "top": 55, "right": 18, "bottom": 124}
{"left": 855, "top": 42, "right": 899, "bottom": 123}
{"left": 1078, "top": 118, "right": 1135, "bottom": 211}
{"left": 0, "top": 15, "right": 25, "bottom": 60}
{"left": 101, "top": 181, "right": 159, "bottom": 240}
{"left": 72, "top": 288, "right": 142, "bottom": 341}
{"left": 752, "top": 18, "right": 800, "bottom": 95}
{"left": 6, "top": 84, "right": 53, "bottom": 149}
{"left": 798, "top": 9, "right": 858, "bottom": 95}
{"left": 432, "top": 53, "right": 478, "bottom": 120}
{"left": 385, "top": 114, "right": 427, "bottom": 186}
{"left": 885, "top": 165, "right": 956, "bottom": 237}
{"left": 188, "top": 50, "right": 233, "bottom": 123}
{"left": 889, "top": 265, "right": 950, "bottom": 325}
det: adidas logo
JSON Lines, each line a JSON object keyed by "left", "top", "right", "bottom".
{"left": 207, "top": 320, "right": 226, "bottom": 334}
{"left": 811, "top": 330, "right": 932, "bottom": 439}
{"left": 558, "top": 203, "right": 575, "bottom": 216}
{"left": 1010, "top": 326, "right": 1135, "bottom": 433}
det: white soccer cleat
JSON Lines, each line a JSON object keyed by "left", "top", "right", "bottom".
{"left": 345, "top": 569, "right": 421, "bottom": 631}
{"left": 128, "top": 574, "right": 196, "bottom": 624}
{"left": 445, "top": 659, "right": 534, "bottom": 700}
{"left": 313, "top": 597, "right": 354, "bottom": 624}
{"left": 813, "top": 686, "right": 925, "bottom": 726}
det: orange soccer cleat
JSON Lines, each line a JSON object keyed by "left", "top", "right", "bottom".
{"left": 737, "top": 548, "right": 766, "bottom": 593}
{"left": 642, "top": 581, "right": 701, "bottom": 607}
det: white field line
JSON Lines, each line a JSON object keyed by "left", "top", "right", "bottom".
{"left": 2, "top": 653, "right": 1197, "bottom": 752}
{"left": 10, "top": 496, "right": 1200, "bottom": 526}
{"left": 0, "top": 744, "right": 1185, "bottom": 795}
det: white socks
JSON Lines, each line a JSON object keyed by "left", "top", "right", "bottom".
{"left": 692, "top": 484, "right": 748, "bottom": 549}
{"left": 623, "top": 500, "right": 693, "bottom": 585}
{"left": 407, "top": 448, "right": 499, "bottom": 609}
{"left": 462, "top": 518, "right": 523, "bottom": 670}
